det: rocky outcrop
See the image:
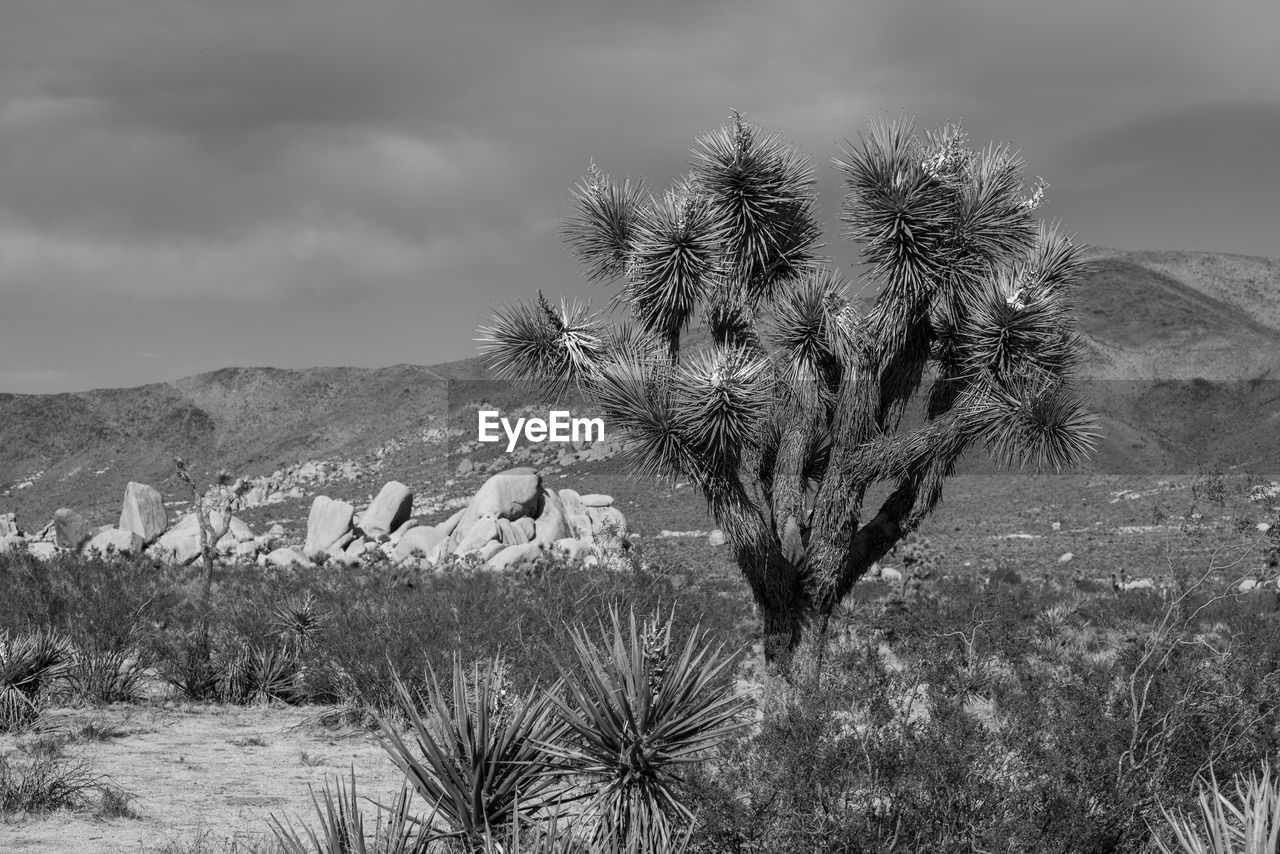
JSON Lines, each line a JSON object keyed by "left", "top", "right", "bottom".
{"left": 304, "top": 496, "right": 355, "bottom": 561}
{"left": 53, "top": 508, "right": 92, "bottom": 551}
{"left": 5, "top": 469, "right": 628, "bottom": 573}
{"left": 360, "top": 481, "right": 413, "bottom": 539}
{"left": 85, "top": 528, "right": 145, "bottom": 557}
{"left": 119, "top": 482, "right": 167, "bottom": 545}
{"left": 152, "top": 514, "right": 204, "bottom": 565}
{"left": 392, "top": 525, "right": 449, "bottom": 563}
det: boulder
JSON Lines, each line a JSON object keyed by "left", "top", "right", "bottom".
{"left": 119, "top": 482, "right": 167, "bottom": 544}
{"left": 394, "top": 526, "right": 449, "bottom": 563}
{"left": 223, "top": 514, "right": 255, "bottom": 543}
{"left": 707, "top": 529, "right": 727, "bottom": 547}
{"left": 305, "top": 496, "right": 355, "bottom": 561}
{"left": 206, "top": 511, "right": 253, "bottom": 547}
{"left": 1057, "top": 552, "right": 1075, "bottom": 564}
{"left": 0, "top": 534, "right": 24, "bottom": 554}
{"left": 487, "top": 542, "right": 545, "bottom": 571}
{"left": 477, "top": 540, "right": 505, "bottom": 562}
{"left": 534, "top": 488, "right": 570, "bottom": 545}
{"left": 497, "top": 518, "right": 528, "bottom": 545}
{"left": 436, "top": 508, "right": 467, "bottom": 538}
{"left": 514, "top": 517, "right": 536, "bottom": 542}
{"left": 389, "top": 518, "right": 421, "bottom": 545}
{"left": 53, "top": 508, "right": 92, "bottom": 551}
{"left": 362, "top": 481, "right": 414, "bottom": 539}
{"left": 152, "top": 514, "right": 203, "bottom": 565}
{"left": 469, "top": 468, "right": 544, "bottom": 521}
{"left": 557, "top": 489, "right": 595, "bottom": 542}
{"left": 579, "top": 493, "right": 613, "bottom": 508}
{"left": 267, "top": 547, "right": 312, "bottom": 569}
{"left": 28, "top": 542, "right": 57, "bottom": 561}
{"left": 0, "top": 513, "right": 17, "bottom": 537}
{"left": 880, "top": 566, "right": 904, "bottom": 583}
{"left": 456, "top": 517, "right": 499, "bottom": 555}
{"left": 85, "top": 528, "right": 145, "bottom": 557}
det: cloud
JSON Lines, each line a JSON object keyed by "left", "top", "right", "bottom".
{"left": 1, "top": 0, "right": 1278, "bottom": 391}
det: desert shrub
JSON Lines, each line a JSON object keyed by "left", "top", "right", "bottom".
{"left": 65, "top": 635, "right": 149, "bottom": 705}
{"left": 679, "top": 576, "right": 1280, "bottom": 854}
{"left": 0, "top": 752, "right": 104, "bottom": 817}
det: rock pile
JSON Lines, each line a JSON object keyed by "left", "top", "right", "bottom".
{"left": 0, "top": 468, "right": 628, "bottom": 575}
{"left": 293, "top": 468, "right": 629, "bottom": 572}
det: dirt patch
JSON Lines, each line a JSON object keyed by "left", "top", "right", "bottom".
{"left": 0, "top": 704, "right": 406, "bottom": 853}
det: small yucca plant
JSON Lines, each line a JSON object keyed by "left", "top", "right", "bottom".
{"left": 543, "top": 606, "right": 749, "bottom": 852}
{"left": 270, "top": 767, "right": 426, "bottom": 854}
{"left": 378, "top": 655, "right": 569, "bottom": 852}
{"left": 219, "top": 643, "right": 305, "bottom": 705}
{"left": 1155, "top": 762, "right": 1280, "bottom": 854}
{"left": 0, "top": 629, "right": 74, "bottom": 732}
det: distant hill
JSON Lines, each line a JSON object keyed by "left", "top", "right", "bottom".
{"left": 3, "top": 248, "right": 1279, "bottom": 530}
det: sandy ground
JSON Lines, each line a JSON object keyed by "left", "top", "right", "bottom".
{"left": 0, "top": 704, "right": 408, "bottom": 853}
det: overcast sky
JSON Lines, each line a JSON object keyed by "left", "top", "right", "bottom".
{"left": 1, "top": 0, "right": 1277, "bottom": 393}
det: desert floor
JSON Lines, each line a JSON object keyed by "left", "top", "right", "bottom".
{"left": 0, "top": 704, "right": 406, "bottom": 853}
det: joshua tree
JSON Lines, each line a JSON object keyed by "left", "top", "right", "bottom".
{"left": 173, "top": 458, "right": 250, "bottom": 603}
{"left": 479, "top": 111, "right": 1098, "bottom": 667}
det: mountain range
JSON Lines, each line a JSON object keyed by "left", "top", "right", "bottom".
{"left": 3, "top": 247, "right": 1278, "bottom": 532}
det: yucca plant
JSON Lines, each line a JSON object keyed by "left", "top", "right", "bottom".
{"left": 378, "top": 655, "right": 569, "bottom": 852}
{"left": 271, "top": 767, "right": 426, "bottom": 854}
{"left": 478, "top": 111, "right": 1098, "bottom": 667}
{"left": 0, "top": 629, "right": 74, "bottom": 732}
{"left": 219, "top": 643, "right": 305, "bottom": 705}
{"left": 1155, "top": 762, "right": 1280, "bottom": 854}
{"left": 542, "top": 605, "right": 748, "bottom": 852}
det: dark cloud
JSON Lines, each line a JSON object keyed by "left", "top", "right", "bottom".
{"left": 1, "top": 0, "right": 1277, "bottom": 392}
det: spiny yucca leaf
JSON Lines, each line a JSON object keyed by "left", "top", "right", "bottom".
{"left": 670, "top": 346, "right": 773, "bottom": 461}
{"left": 624, "top": 182, "right": 726, "bottom": 354}
{"left": 970, "top": 373, "right": 1100, "bottom": 474}
{"left": 562, "top": 161, "right": 646, "bottom": 284}
{"left": 1025, "top": 220, "right": 1091, "bottom": 294}
{"left": 689, "top": 111, "right": 825, "bottom": 300}
{"left": 765, "top": 267, "right": 857, "bottom": 396}
{"left": 540, "top": 605, "right": 750, "bottom": 850}
{"left": 592, "top": 358, "right": 705, "bottom": 484}
{"left": 477, "top": 295, "right": 605, "bottom": 396}
{"left": 835, "top": 113, "right": 957, "bottom": 307}
{"left": 1154, "top": 761, "right": 1280, "bottom": 854}
{"left": 377, "top": 656, "right": 567, "bottom": 849}
{"left": 693, "top": 136, "right": 826, "bottom": 305}
{"left": 270, "top": 766, "right": 427, "bottom": 854}
{"left": 1, "top": 629, "right": 74, "bottom": 731}
{"left": 950, "top": 142, "right": 1039, "bottom": 269}
{"left": 956, "top": 272, "right": 1074, "bottom": 379}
